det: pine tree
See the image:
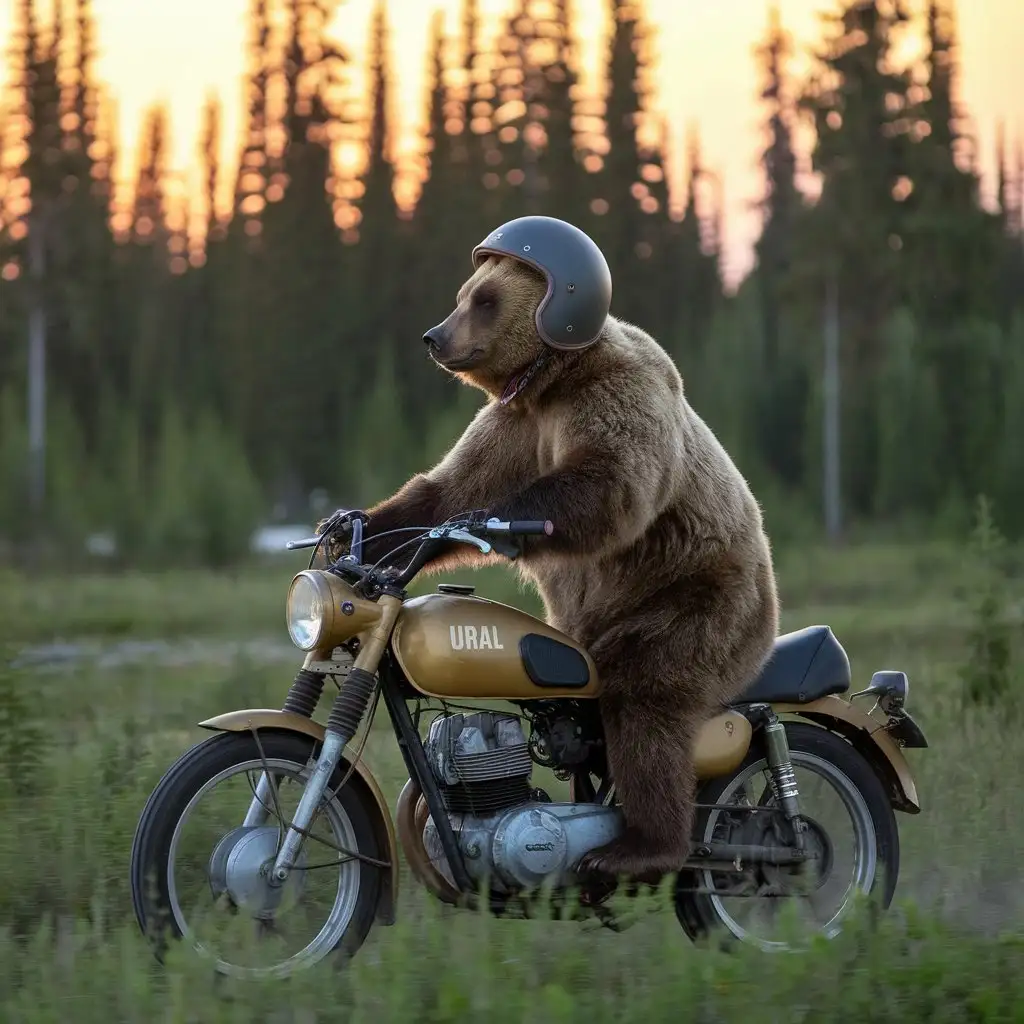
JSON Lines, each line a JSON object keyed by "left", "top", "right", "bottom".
{"left": 252, "top": 0, "right": 349, "bottom": 502}
{"left": 535, "top": 0, "right": 589, "bottom": 229}
{"left": 180, "top": 93, "right": 225, "bottom": 413}
{"left": 800, "top": 0, "right": 916, "bottom": 515}
{"left": 406, "top": 11, "right": 467, "bottom": 416}
{"left": 124, "top": 104, "right": 174, "bottom": 440}
{"left": 70, "top": 0, "right": 109, "bottom": 206}
{"left": 755, "top": 6, "right": 799, "bottom": 358}
{"left": 489, "top": 0, "right": 534, "bottom": 220}
{"left": 457, "top": 0, "right": 502, "bottom": 234}
{"left": 58, "top": 0, "right": 117, "bottom": 449}
{"left": 200, "top": 93, "right": 221, "bottom": 245}
{"left": 595, "top": 0, "right": 649, "bottom": 326}
{"left": 1016, "top": 140, "right": 1024, "bottom": 239}
{"left": 413, "top": 14, "right": 462, "bottom": 307}
{"left": 751, "top": 5, "right": 807, "bottom": 487}
{"left": 19, "top": 0, "right": 63, "bottom": 209}
{"left": 665, "top": 127, "right": 719, "bottom": 350}
{"left": 901, "top": 0, "right": 1000, "bottom": 326}
{"left": 131, "top": 106, "right": 169, "bottom": 248}
{"left": 350, "top": 0, "right": 414, "bottom": 426}
{"left": 0, "top": 99, "right": 19, "bottom": 409}
{"left": 641, "top": 115, "right": 679, "bottom": 340}
{"left": 9, "top": 1, "right": 101, "bottom": 473}
{"left": 998, "top": 139, "right": 1024, "bottom": 323}
{"left": 802, "top": 0, "right": 912, "bottom": 333}
{"left": 233, "top": 0, "right": 271, "bottom": 237}
{"left": 358, "top": 0, "right": 398, "bottom": 229}
{"left": 356, "top": 0, "right": 400, "bottom": 321}
{"left": 996, "top": 122, "right": 1009, "bottom": 231}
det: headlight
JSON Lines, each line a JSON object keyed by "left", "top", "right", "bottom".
{"left": 287, "top": 573, "right": 325, "bottom": 650}
{"left": 285, "top": 570, "right": 384, "bottom": 653}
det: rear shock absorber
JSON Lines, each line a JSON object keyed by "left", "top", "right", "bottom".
{"left": 756, "top": 706, "right": 807, "bottom": 851}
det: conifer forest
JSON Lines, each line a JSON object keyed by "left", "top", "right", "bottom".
{"left": 0, "top": 0, "right": 1021, "bottom": 564}
{"left": 1, "top": 5, "right": 1024, "bottom": 1018}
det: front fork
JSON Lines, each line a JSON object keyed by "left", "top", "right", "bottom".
{"left": 244, "top": 595, "right": 402, "bottom": 887}
{"left": 752, "top": 704, "right": 808, "bottom": 854}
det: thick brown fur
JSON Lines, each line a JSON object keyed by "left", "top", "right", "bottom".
{"left": 325, "top": 255, "right": 780, "bottom": 882}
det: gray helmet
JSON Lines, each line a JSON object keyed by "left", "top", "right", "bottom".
{"left": 471, "top": 216, "right": 612, "bottom": 351}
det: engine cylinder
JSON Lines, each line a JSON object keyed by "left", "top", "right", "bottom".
{"left": 420, "top": 710, "right": 623, "bottom": 894}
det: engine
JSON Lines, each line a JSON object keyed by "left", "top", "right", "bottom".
{"left": 421, "top": 710, "right": 622, "bottom": 894}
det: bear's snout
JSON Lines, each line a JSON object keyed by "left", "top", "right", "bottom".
{"left": 423, "top": 322, "right": 450, "bottom": 353}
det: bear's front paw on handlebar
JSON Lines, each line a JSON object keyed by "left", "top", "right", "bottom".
{"left": 312, "top": 509, "right": 370, "bottom": 563}
{"left": 316, "top": 508, "right": 370, "bottom": 537}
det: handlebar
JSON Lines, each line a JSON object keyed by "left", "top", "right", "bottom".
{"left": 287, "top": 515, "right": 553, "bottom": 552}
{"left": 288, "top": 511, "right": 555, "bottom": 590}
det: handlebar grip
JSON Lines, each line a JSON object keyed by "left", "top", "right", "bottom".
{"left": 509, "top": 520, "right": 554, "bottom": 536}
{"left": 286, "top": 536, "right": 321, "bottom": 550}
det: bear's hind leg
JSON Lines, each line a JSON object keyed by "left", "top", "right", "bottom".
{"left": 576, "top": 694, "right": 699, "bottom": 884}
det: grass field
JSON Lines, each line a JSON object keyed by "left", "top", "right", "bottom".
{"left": 1, "top": 539, "right": 1023, "bottom": 1022}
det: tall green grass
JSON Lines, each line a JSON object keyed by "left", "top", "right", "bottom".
{"left": 0, "top": 538, "right": 1021, "bottom": 1020}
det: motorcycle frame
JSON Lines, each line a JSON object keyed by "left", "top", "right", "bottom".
{"left": 200, "top": 644, "right": 834, "bottom": 919}
{"left": 376, "top": 657, "right": 813, "bottom": 898}
{"left": 197, "top": 524, "right": 924, "bottom": 924}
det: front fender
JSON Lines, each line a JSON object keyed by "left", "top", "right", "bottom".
{"left": 198, "top": 709, "right": 399, "bottom": 925}
{"left": 772, "top": 695, "right": 921, "bottom": 814}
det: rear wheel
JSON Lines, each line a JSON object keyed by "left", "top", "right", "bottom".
{"left": 130, "top": 730, "right": 383, "bottom": 979}
{"left": 675, "top": 721, "right": 900, "bottom": 952}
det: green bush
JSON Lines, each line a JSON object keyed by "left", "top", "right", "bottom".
{"left": 141, "top": 405, "right": 264, "bottom": 568}
{"left": 958, "top": 495, "right": 1015, "bottom": 714}
{"left": 0, "top": 395, "right": 266, "bottom": 569}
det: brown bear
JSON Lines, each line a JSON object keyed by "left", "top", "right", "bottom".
{"left": 323, "top": 219, "right": 780, "bottom": 882}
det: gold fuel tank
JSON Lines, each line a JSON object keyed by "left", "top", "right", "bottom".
{"left": 390, "top": 589, "right": 601, "bottom": 700}
{"left": 390, "top": 586, "right": 754, "bottom": 780}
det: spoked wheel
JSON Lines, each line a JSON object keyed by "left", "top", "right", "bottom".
{"left": 675, "top": 722, "right": 900, "bottom": 952}
{"left": 130, "top": 730, "right": 383, "bottom": 979}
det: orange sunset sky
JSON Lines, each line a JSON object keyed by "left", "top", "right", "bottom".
{"left": 1, "top": 0, "right": 1021, "bottom": 286}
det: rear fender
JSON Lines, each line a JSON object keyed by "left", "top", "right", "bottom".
{"left": 771, "top": 695, "right": 921, "bottom": 814}
{"left": 197, "top": 709, "right": 399, "bottom": 925}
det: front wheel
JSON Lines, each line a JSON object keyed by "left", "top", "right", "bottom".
{"left": 130, "top": 730, "right": 383, "bottom": 980}
{"left": 675, "top": 721, "right": 900, "bottom": 952}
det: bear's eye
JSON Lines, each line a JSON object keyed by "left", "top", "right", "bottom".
{"left": 473, "top": 289, "right": 498, "bottom": 311}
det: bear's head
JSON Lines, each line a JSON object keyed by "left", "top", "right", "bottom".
{"left": 422, "top": 255, "right": 548, "bottom": 396}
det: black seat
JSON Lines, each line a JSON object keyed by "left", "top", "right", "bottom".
{"left": 739, "top": 625, "right": 851, "bottom": 705}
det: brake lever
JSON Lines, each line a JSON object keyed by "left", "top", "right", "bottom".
{"left": 463, "top": 520, "right": 521, "bottom": 561}
{"left": 445, "top": 528, "right": 493, "bottom": 554}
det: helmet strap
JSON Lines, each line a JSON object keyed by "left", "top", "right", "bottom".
{"left": 499, "top": 348, "right": 553, "bottom": 406}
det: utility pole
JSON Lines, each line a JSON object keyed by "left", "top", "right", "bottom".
{"left": 27, "top": 202, "right": 49, "bottom": 517}
{"left": 823, "top": 262, "right": 841, "bottom": 544}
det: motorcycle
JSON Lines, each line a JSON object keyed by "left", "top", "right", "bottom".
{"left": 130, "top": 509, "right": 928, "bottom": 979}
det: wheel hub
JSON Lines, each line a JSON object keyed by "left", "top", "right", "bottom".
{"left": 713, "top": 810, "right": 834, "bottom": 898}
{"left": 208, "top": 826, "right": 309, "bottom": 920}
{"left": 761, "top": 814, "right": 834, "bottom": 894}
